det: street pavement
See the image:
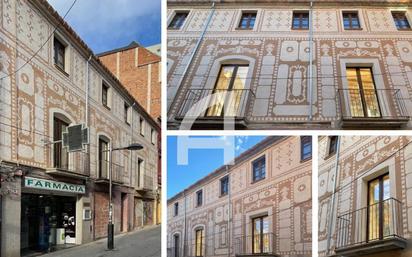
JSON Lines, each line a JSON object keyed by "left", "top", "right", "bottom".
{"left": 41, "top": 225, "right": 161, "bottom": 257}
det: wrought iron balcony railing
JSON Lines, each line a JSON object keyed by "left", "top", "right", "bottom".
{"left": 176, "top": 89, "right": 255, "bottom": 120}
{"left": 49, "top": 150, "right": 90, "bottom": 177}
{"left": 337, "top": 89, "right": 409, "bottom": 126}
{"left": 234, "top": 233, "right": 278, "bottom": 256}
{"left": 336, "top": 198, "right": 406, "bottom": 255}
{"left": 97, "top": 160, "right": 124, "bottom": 184}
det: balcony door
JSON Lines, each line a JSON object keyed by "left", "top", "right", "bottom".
{"left": 53, "top": 117, "right": 69, "bottom": 169}
{"left": 98, "top": 138, "right": 109, "bottom": 178}
{"left": 206, "top": 64, "right": 249, "bottom": 117}
{"left": 174, "top": 234, "right": 180, "bottom": 257}
{"left": 195, "top": 228, "right": 204, "bottom": 257}
{"left": 252, "top": 216, "right": 269, "bottom": 254}
{"left": 368, "top": 174, "right": 390, "bottom": 241}
{"left": 346, "top": 67, "right": 381, "bottom": 118}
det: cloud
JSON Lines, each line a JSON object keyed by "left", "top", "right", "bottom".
{"left": 47, "top": 0, "right": 161, "bottom": 53}
{"left": 235, "top": 136, "right": 249, "bottom": 152}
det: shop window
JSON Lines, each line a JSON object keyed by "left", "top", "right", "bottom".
{"left": 343, "top": 11, "right": 361, "bottom": 30}
{"left": 174, "top": 202, "right": 179, "bottom": 216}
{"left": 328, "top": 136, "right": 338, "bottom": 156}
{"left": 168, "top": 11, "right": 189, "bottom": 29}
{"left": 238, "top": 11, "right": 257, "bottom": 29}
{"left": 206, "top": 64, "right": 249, "bottom": 117}
{"left": 220, "top": 176, "right": 229, "bottom": 196}
{"left": 301, "top": 136, "right": 312, "bottom": 161}
{"left": 252, "top": 216, "right": 270, "bottom": 254}
{"left": 252, "top": 156, "right": 266, "bottom": 182}
{"left": 195, "top": 228, "right": 204, "bottom": 257}
{"left": 54, "top": 36, "right": 66, "bottom": 72}
{"left": 196, "top": 190, "right": 203, "bottom": 207}
{"left": 98, "top": 137, "right": 109, "bottom": 178}
{"left": 292, "top": 11, "right": 309, "bottom": 29}
{"left": 53, "top": 117, "right": 69, "bottom": 169}
{"left": 392, "top": 11, "right": 411, "bottom": 30}
{"left": 346, "top": 67, "right": 381, "bottom": 118}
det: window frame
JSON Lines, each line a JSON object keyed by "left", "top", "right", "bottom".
{"left": 151, "top": 128, "right": 156, "bottom": 145}
{"left": 124, "top": 103, "right": 130, "bottom": 124}
{"left": 174, "top": 202, "right": 179, "bottom": 216}
{"left": 102, "top": 82, "right": 110, "bottom": 109}
{"left": 292, "top": 11, "right": 310, "bottom": 30}
{"left": 168, "top": 11, "right": 189, "bottom": 30}
{"left": 220, "top": 176, "right": 229, "bottom": 196}
{"left": 237, "top": 11, "right": 257, "bottom": 30}
{"left": 196, "top": 190, "right": 203, "bottom": 207}
{"left": 328, "top": 136, "right": 338, "bottom": 156}
{"left": 392, "top": 11, "right": 411, "bottom": 30}
{"left": 98, "top": 137, "right": 110, "bottom": 178}
{"left": 342, "top": 11, "right": 362, "bottom": 30}
{"left": 139, "top": 117, "right": 145, "bottom": 136}
{"left": 53, "top": 36, "right": 67, "bottom": 74}
{"left": 53, "top": 116, "right": 69, "bottom": 169}
{"left": 252, "top": 155, "right": 266, "bottom": 183}
{"left": 195, "top": 228, "right": 204, "bottom": 257}
{"left": 300, "top": 136, "right": 312, "bottom": 161}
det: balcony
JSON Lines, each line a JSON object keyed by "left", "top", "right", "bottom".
{"left": 95, "top": 160, "right": 124, "bottom": 184}
{"left": 338, "top": 89, "right": 409, "bottom": 129}
{"left": 175, "top": 89, "right": 255, "bottom": 129}
{"left": 234, "top": 233, "right": 279, "bottom": 257}
{"left": 136, "top": 174, "right": 155, "bottom": 195}
{"left": 335, "top": 198, "right": 407, "bottom": 257}
{"left": 46, "top": 151, "right": 89, "bottom": 179}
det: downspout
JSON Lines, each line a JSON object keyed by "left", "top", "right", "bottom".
{"left": 227, "top": 165, "right": 231, "bottom": 257}
{"left": 169, "top": 1, "right": 216, "bottom": 116}
{"left": 308, "top": 1, "right": 314, "bottom": 121}
{"left": 326, "top": 136, "right": 341, "bottom": 255}
{"left": 130, "top": 102, "right": 136, "bottom": 230}
{"left": 183, "top": 190, "right": 187, "bottom": 257}
{"left": 85, "top": 54, "right": 92, "bottom": 239}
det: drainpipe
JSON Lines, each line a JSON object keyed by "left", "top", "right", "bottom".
{"left": 183, "top": 190, "right": 187, "bottom": 257}
{"left": 169, "top": 1, "right": 216, "bottom": 115}
{"left": 308, "top": 1, "right": 314, "bottom": 121}
{"left": 226, "top": 165, "right": 231, "bottom": 257}
{"left": 326, "top": 136, "right": 341, "bottom": 255}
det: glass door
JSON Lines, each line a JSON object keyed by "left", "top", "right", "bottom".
{"left": 252, "top": 216, "right": 270, "bottom": 254}
{"left": 368, "top": 174, "right": 390, "bottom": 241}
{"left": 346, "top": 67, "right": 381, "bottom": 118}
{"left": 195, "top": 229, "right": 203, "bottom": 257}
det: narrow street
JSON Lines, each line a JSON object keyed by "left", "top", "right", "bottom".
{"left": 40, "top": 226, "right": 161, "bottom": 257}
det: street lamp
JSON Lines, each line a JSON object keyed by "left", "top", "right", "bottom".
{"left": 107, "top": 142, "right": 143, "bottom": 250}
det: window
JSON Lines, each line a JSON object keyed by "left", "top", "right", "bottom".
{"left": 174, "top": 202, "right": 179, "bottom": 216}
{"left": 168, "top": 11, "right": 189, "bottom": 29}
{"left": 53, "top": 117, "right": 69, "bottom": 169}
{"left": 328, "top": 136, "right": 338, "bottom": 156}
{"left": 292, "top": 11, "right": 309, "bottom": 29}
{"left": 196, "top": 190, "right": 203, "bottom": 207}
{"left": 151, "top": 128, "right": 156, "bottom": 145}
{"left": 174, "top": 234, "right": 180, "bottom": 257}
{"left": 98, "top": 137, "right": 109, "bottom": 178}
{"left": 220, "top": 176, "right": 229, "bottom": 196}
{"left": 346, "top": 67, "right": 381, "bottom": 118}
{"left": 102, "top": 83, "right": 109, "bottom": 108}
{"left": 140, "top": 117, "right": 145, "bottom": 136}
{"left": 252, "top": 216, "right": 270, "bottom": 254}
{"left": 54, "top": 36, "right": 66, "bottom": 71}
{"left": 392, "top": 11, "right": 411, "bottom": 30}
{"left": 343, "top": 11, "right": 361, "bottom": 29}
{"left": 301, "top": 136, "right": 312, "bottom": 161}
{"left": 206, "top": 64, "right": 249, "bottom": 117}
{"left": 195, "top": 228, "right": 204, "bottom": 257}
{"left": 238, "top": 11, "right": 257, "bottom": 29}
{"left": 137, "top": 159, "right": 143, "bottom": 187}
{"left": 252, "top": 156, "right": 266, "bottom": 182}
{"left": 124, "top": 103, "right": 130, "bottom": 124}
{"left": 368, "top": 174, "right": 390, "bottom": 241}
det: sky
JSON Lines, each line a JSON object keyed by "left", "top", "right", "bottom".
{"left": 167, "top": 136, "right": 266, "bottom": 198}
{"left": 47, "top": 0, "right": 161, "bottom": 54}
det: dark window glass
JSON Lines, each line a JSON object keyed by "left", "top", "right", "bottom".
{"left": 220, "top": 176, "right": 229, "bottom": 196}
{"left": 140, "top": 118, "right": 144, "bottom": 135}
{"left": 238, "top": 12, "right": 257, "bottom": 29}
{"left": 196, "top": 190, "right": 203, "bottom": 207}
{"left": 328, "top": 136, "right": 338, "bottom": 155}
{"left": 392, "top": 12, "right": 411, "bottom": 30}
{"left": 124, "top": 103, "right": 129, "bottom": 123}
{"left": 53, "top": 117, "right": 68, "bottom": 169}
{"left": 252, "top": 156, "right": 266, "bottom": 182}
{"left": 54, "top": 37, "right": 65, "bottom": 70}
{"left": 98, "top": 138, "right": 109, "bottom": 178}
{"left": 169, "top": 12, "right": 189, "bottom": 29}
{"left": 343, "top": 12, "right": 361, "bottom": 29}
{"left": 174, "top": 202, "right": 179, "bottom": 216}
{"left": 102, "top": 83, "right": 109, "bottom": 108}
{"left": 301, "top": 136, "right": 312, "bottom": 161}
{"left": 292, "top": 12, "right": 309, "bottom": 29}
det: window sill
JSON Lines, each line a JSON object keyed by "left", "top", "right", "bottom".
{"left": 300, "top": 157, "right": 312, "bottom": 163}
{"left": 291, "top": 27, "right": 309, "bottom": 30}
{"left": 344, "top": 28, "right": 363, "bottom": 30}
{"left": 103, "top": 105, "right": 111, "bottom": 111}
{"left": 324, "top": 152, "right": 336, "bottom": 160}
{"left": 251, "top": 177, "right": 265, "bottom": 184}
{"left": 54, "top": 64, "right": 69, "bottom": 77}
{"left": 236, "top": 27, "right": 254, "bottom": 30}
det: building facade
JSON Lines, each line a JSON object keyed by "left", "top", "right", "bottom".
{"left": 0, "top": 0, "right": 160, "bottom": 256}
{"left": 167, "top": 0, "right": 412, "bottom": 130}
{"left": 167, "top": 136, "right": 312, "bottom": 257}
{"left": 318, "top": 136, "right": 412, "bottom": 257}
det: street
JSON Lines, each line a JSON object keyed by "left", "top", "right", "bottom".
{"left": 41, "top": 226, "right": 161, "bottom": 257}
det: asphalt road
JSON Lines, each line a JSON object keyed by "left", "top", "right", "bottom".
{"left": 41, "top": 225, "right": 161, "bottom": 257}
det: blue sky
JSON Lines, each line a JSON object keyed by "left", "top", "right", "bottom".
{"left": 167, "top": 136, "right": 266, "bottom": 198}
{"left": 47, "top": 0, "right": 161, "bottom": 54}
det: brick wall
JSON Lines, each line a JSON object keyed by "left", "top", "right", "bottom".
{"left": 94, "top": 192, "right": 109, "bottom": 238}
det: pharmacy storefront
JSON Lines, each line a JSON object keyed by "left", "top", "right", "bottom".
{"left": 21, "top": 177, "right": 86, "bottom": 256}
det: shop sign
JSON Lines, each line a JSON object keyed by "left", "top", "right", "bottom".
{"left": 25, "top": 177, "right": 85, "bottom": 194}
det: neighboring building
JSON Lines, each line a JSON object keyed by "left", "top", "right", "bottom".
{"left": 98, "top": 41, "right": 162, "bottom": 120}
{"left": 167, "top": 136, "right": 312, "bottom": 257}
{"left": 318, "top": 136, "right": 412, "bottom": 257}
{"left": 147, "top": 43, "right": 161, "bottom": 56}
{"left": 167, "top": 0, "right": 412, "bottom": 130}
{"left": 0, "top": 0, "right": 160, "bottom": 256}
